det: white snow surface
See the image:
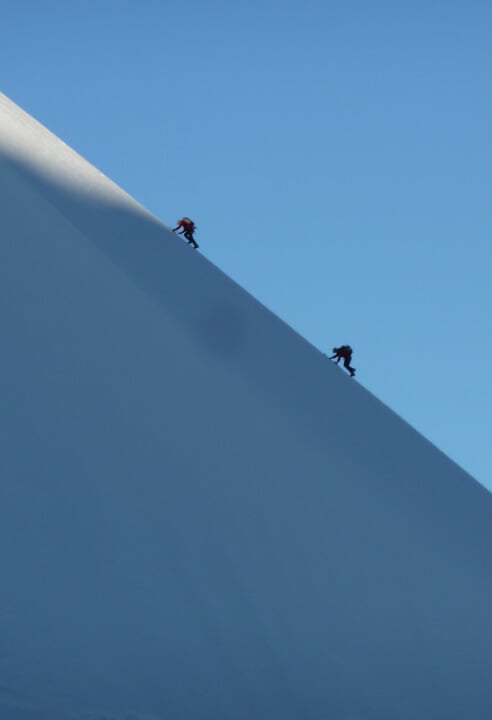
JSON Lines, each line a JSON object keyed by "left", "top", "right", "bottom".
{"left": 0, "top": 92, "right": 491, "bottom": 720}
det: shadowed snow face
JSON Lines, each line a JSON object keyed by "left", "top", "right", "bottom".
{"left": 1, "top": 91, "right": 492, "bottom": 720}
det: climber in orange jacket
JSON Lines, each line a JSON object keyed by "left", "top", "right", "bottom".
{"left": 172, "top": 217, "right": 199, "bottom": 249}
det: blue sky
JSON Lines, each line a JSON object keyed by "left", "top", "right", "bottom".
{"left": 3, "top": 0, "right": 491, "bottom": 488}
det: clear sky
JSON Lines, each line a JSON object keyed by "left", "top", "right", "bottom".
{"left": 3, "top": 0, "right": 491, "bottom": 488}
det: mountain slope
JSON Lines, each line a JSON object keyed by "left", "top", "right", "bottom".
{"left": 1, "top": 92, "right": 491, "bottom": 720}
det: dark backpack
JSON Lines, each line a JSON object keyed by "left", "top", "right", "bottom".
{"left": 183, "top": 217, "right": 195, "bottom": 232}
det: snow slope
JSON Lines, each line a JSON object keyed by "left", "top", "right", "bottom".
{"left": 0, "top": 92, "right": 491, "bottom": 720}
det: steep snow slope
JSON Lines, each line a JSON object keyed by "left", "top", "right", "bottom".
{"left": 1, "top": 92, "right": 491, "bottom": 720}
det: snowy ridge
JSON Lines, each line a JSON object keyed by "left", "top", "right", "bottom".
{"left": 1, "top": 92, "right": 492, "bottom": 720}
{"left": 0, "top": 93, "right": 155, "bottom": 219}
